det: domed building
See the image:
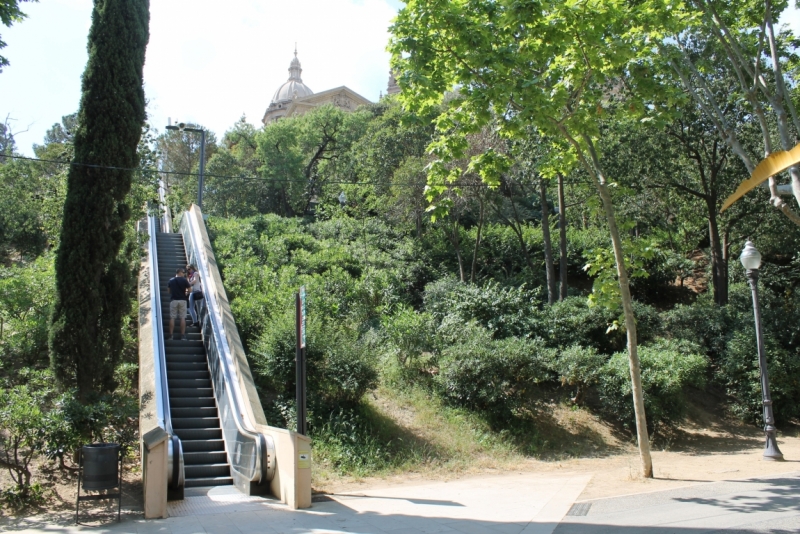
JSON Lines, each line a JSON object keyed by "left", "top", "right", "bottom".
{"left": 262, "top": 49, "right": 373, "bottom": 124}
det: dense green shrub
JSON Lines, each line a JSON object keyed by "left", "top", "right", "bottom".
{"left": 381, "top": 305, "right": 436, "bottom": 366}
{"left": 250, "top": 313, "right": 378, "bottom": 408}
{"left": 543, "top": 344, "right": 608, "bottom": 404}
{"left": 424, "top": 277, "right": 542, "bottom": 339}
{"left": 599, "top": 339, "right": 709, "bottom": 432}
{"left": 662, "top": 296, "right": 732, "bottom": 358}
{"left": 538, "top": 297, "right": 622, "bottom": 352}
{"left": 0, "top": 374, "right": 52, "bottom": 503}
{"left": 719, "top": 330, "right": 800, "bottom": 426}
{"left": 0, "top": 256, "right": 55, "bottom": 374}
{"left": 435, "top": 327, "right": 552, "bottom": 422}
{"left": 540, "top": 297, "right": 661, "bottom": 354}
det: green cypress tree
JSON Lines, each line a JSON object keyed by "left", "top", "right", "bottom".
{"left": 49, "top": 0, "right": 149, "bottom": 399}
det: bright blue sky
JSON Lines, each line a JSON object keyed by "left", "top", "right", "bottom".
{"left": 0, "top": 1, "right": 798, "bottom": 156}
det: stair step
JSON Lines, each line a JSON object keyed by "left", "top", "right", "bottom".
{"left": 174, "top": 428, "right": 222, "bottom": 441}
{"left": 181, "top": 439, "right": 226, "bottom": 453}
{"left": 172, "top": 417, "right": 219, "bottom": 429}
{"left": 170, "top": 397, "right": 217, "bottom": 408}
{"left": 165, "top": 347, "right": 206, "bottom": 356}
{"left": 167, "top": 370, "right": 210, "bottom": 380}
{"left": 169, "top": 387, "right": 214, "bottom": 397}
{"left": 184, "top": 463, "right": 230, "bottom": 478}
{"left": 184, "top": 477, "right": 233, "bottom": 488}
{"left": 169, "top": 378, "right": 211, "bottom": 389}
{"left": 165, "top": 354, "right": 206, "bottom": 363}
{"left": 171, "top": 406, "right": 218, "bottom": 419}
{"left": 183, "top": 451, "right": 228, "bottom": 465}
{"left": 167, "top": 362, "right": 209, "bottom": 371}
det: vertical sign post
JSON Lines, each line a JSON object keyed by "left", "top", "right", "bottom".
{"left": 295, "top": 286, "right": 307, "bottom": 435}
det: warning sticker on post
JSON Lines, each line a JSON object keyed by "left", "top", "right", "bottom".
{"left": 298, "top": 450, "right": 311, "bottom": 469}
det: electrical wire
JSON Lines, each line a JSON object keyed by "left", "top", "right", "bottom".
{"left": 0, "top": 152, "right": 585, "bottom": 189}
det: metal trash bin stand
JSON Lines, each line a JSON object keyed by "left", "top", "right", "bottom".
{"left": 75, "top": 443, "right": 122, "bottom": 524}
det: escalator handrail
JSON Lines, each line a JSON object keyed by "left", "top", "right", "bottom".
{"left": 148, "top": 215, "right": 172, "bottom": 434}
{"left": 147, "top": 215, "right": 183, "bottom": 489}
{"left": 182, "top": 209, "right": 272, "bottom": 484}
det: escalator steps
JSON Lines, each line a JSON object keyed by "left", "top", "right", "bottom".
{"left": 157, "top": 232, "right": 232, "bottom": 488}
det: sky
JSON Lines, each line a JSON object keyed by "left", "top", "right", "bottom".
{"left": 1, "top": 1, "right": 799, "bottom": 157}
{"left": 1, "top": 0, "right": 403, "bottom": 155}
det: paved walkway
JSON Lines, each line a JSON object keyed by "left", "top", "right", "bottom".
{"left": 1, "top": 473, "right": 589, "bottom": 534}
{"left": 556, "top": 471, "right": 800, "bottom": 533}
{"left": 2, "top": 471, "right": 798, "bottom": 533}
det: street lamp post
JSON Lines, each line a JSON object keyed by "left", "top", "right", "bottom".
{"left": 165, "top": 122, "right": 206, "bottom": 209}
{"left": 740, "top": 241, "right": 784, "bottom": 461}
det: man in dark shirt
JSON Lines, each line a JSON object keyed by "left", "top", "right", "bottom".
{"left": 168, "top": 268, "right": 192, "bottom": 341}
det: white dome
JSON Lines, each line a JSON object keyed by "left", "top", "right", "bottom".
{"left": 272, "top": 79, "right": 313, "bottom": 103}
{"left": 271, "top": 51, "right": 313, "bottom": 103}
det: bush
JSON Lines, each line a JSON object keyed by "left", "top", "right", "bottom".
{"left": 719, "top": 330, "right": 800, "bottom": 426}
{"left": 435, "top": 326, "right": 552, "bottom": 422}
{"left": 380, "top": 306, "right": 437, "bottom": 386}
{"left": 537, "top": 297, "right": 622, "bottom": 353}
{"left": 0, "top": 256, "right": 55, "bottom": 374}
{"left": 312, "top": 405, "right": 394, "bottom": 474}
{"left": 423, "top": 277, "right": 542, "bottom": 339}
{"left": 251, "top": 313, "right": 378, "bottom": 409}
{"left": 0, "top": 379, "right": 51, "bottom": 503}
{"left": 543, "top": 344, "right": 608, "bottom": 404}
{"left": 599, "top": 338, "right": 709, "bottom": 432}
{"left": 662, "top": 296, "right": 732, "bottom": 359}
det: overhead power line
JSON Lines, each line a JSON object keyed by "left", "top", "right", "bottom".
{"left": 0, "top": 153, "right": 584, "bottom": 189}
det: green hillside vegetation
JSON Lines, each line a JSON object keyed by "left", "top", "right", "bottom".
{"left": 5, "top": 0, "right": 800, "bottom": 504}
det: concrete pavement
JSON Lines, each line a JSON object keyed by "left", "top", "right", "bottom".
{"left": 555, "top": 471, "right": 800, "bottom": 533}
{"left": 2, "top": 471, "right": 798, "bottom": 533}
{"left": 1, "top": 473, "right": 590, "bottom": 534}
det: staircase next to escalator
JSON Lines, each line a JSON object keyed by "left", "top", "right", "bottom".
{"left": 156, "top": 232, "right": 232, "bottom": 488}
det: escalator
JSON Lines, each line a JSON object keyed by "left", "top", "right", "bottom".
{"left": 156, "top": 232, "right": 232, "bottom": 488}
{"left": 140, "top": 205, "right": 310, "bottom": 515}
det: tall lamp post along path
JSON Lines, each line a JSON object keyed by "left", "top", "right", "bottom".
{"left": 740, "top": 240, "right": 784, "bottom": 461}
{"left": 165, "top": 121, "right": 207, "bottom": 209}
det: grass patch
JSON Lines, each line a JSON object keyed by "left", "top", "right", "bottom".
{"left": 311, "top": 385, "right": 622, "bottom": 488}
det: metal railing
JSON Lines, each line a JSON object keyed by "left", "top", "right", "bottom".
{"left": 147, "top": 215, "right": 184, "bottom": 491}
{"left": 180, "top": 210, "right": 275, "bottom": 489}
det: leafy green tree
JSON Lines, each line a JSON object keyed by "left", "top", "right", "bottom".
{"left": 49, "top": 0, "right": 149, "bottom": 399}
{"left": 389, "top": 0, "right": 689, "bottom": 477}
{"left": 256, "top": 105, "right": 370, "bottom": 216}
{"left": 203, "top": 117, "right": 263, "bottom": 217}
{"left": 664, "top": 0, "right": 800, "bottom": 223}
{"left": 156, "top": 124, "right": 217, "bottom": 215}
{"left": 0, "top": 0, "right": 36, "bottom": 72}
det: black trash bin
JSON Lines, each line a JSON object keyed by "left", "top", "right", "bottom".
{"left": 76, "top": 443, "right": 122, "bottom": 524}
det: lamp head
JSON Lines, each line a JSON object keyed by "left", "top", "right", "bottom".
{"left": 740, "top": 240, "right": 762, "bottom": 271}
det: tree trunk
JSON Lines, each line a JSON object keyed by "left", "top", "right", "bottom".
{"left": 706, "top": 198, "right": 728, "bottom": 305}
{"left": 444, "top": 222, "right": 465, "bottom": 282}
{"left": 583, "top": 135, "right": 653, "bottom": 478}
{"left": 557, "top": 173, "right": 568, "bottom": 300}
{"left": 540, "top": 179, "right": 557, "bottom": 304}
{"left": 470, "top": 197, "right": 485, "bottom": 284}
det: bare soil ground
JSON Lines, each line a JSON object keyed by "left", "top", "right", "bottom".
{"left": 315, "top": 388, "right": 800, "bottom": 503}
{"left": 0, "top": 457, "right": 142, "bottom": 519}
